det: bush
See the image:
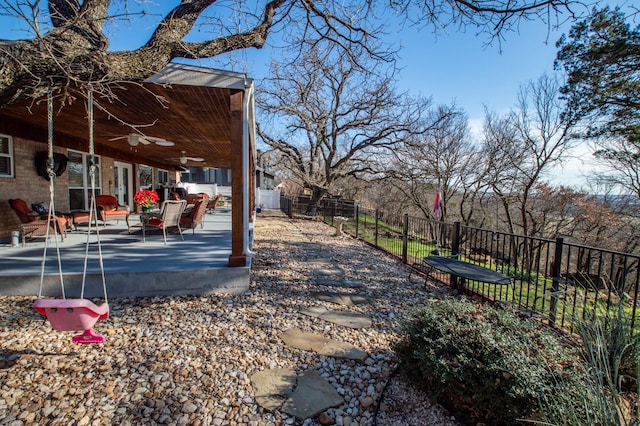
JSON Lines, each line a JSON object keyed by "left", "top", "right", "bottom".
{"left": 395, "top": 298, "right": 592, "bottom": 425}
{"left": 539, "top": 301, "right": 639, "bottom": 426}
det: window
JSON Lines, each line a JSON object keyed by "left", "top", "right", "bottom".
{"left": 139, "top": 165, "right": 154, "bottom": 189}
{"left": 68, "top": 150, "right": 101, "bottom": 211}
{"left": 0, "top": 134, "right": 14, "bottom": 178}
{"left": 185, "top": 166, "right": 219, "bottom": 184}
{"left": 157, "top": 169, "right": 169, "bottom": 185}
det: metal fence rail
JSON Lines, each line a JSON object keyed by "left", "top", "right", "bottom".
{"left": 280, "top": 196, "right": 640, "bottom": 334}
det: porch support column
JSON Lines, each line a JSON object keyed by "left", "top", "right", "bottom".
{"left": 228, "top": 89, "right": 247, "bottom": 267}
{"left": 249, "top": 150, "right": 256, "bottom": 220}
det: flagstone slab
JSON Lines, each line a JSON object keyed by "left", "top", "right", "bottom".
{"left": 313, "top": 267, "right": 345, "bottom": 276}
{"left": 320, "top": 311, "right": 372, "bottom": 329}
{"left": 316, "top": 340, "right": 368, "bottom": 362}
{"left": 300, "top": 306, "right": 329, "bottom": 318}
{"left": 312, "top": 291, "right": 368, "bottom": 306}
{"left": 280, "top": 370, "right": 344, "bottom": 419}
{"left": 301, "top": 307, "right": 372, "bottom": 329}
{"left": 250, "top": 368, "right": 297, "bottom": 411}
{"left": 281, "top": 328, "right": 330, "bottom": 351}
{"left": 281, "top": 328, "right": 367, "bottom": 361}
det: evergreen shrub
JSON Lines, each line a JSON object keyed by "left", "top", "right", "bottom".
{"left": 395, "top": 298, "right": 593, "bottom": 425}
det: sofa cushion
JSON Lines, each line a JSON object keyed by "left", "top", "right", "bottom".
{"left": 9, "top": 199, "right": 37, "bottom": 223}
{"left": 95, "top": 195, "right": 118, "bottom": 211}
{"left": 31, "top": 202, "right": 49, "bottom": 215}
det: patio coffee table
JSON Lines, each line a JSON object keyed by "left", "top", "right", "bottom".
{"left": 423, "top": 256, "right": 512, "bottom": 291}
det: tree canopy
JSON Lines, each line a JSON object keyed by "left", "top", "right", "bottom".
{"left": 0, "top": 0, "right": 583, "bottom": 108}
{"left": 556, "top": 6, "right": 640, "bottom": 142}
{"left": 555, "top": 6, "right": 640, "bottom": 196}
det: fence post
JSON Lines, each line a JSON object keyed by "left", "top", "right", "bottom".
{"left": 355, "top": 205, "right": 360, "bottom": 238}
{"left": 375, "top": 208, "right": 379, "bottom": 248}
{"left": 332, "top": 200, "right": 336, "bottom": 224}
{"left": 549, "top": 237, "right": 564, "bottom": 327}
{"left": 450, "top": 221, "right": 462, "bottom": 290}
{"left": 402, "top": 214, "right": 409, "bottom": 264}
{"left": 452, "top": 222, "right": 461, "bottom": 257}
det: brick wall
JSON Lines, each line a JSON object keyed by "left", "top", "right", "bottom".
{"left": 0, "top": 137, "right": 71, "bottom": 239}
{"left": 0, "top": 136, "right": 155, "bottom": 239}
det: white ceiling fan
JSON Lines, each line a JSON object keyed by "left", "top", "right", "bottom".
{"left": 178, "top": 151, "right": 205, "bottom": 165}
{"left": 109, "top": 133, "right": 175, "bottom": 147}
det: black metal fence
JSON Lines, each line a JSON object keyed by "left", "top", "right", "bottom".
{"left": 280, "top": 196, "right": 640, "bottom": 334}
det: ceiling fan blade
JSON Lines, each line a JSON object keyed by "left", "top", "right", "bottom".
{"left": 186, "top": 157, "right": 205, "bottom": 162}
{"left": 108, "top": 135, "right": 127, "bottom": 141}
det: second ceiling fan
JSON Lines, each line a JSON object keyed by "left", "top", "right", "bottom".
{"left": 110, "top": 133, "right": 175, "bottom": 147}
{"left": 178, "top": 151, "right": 204, "bottom": 165}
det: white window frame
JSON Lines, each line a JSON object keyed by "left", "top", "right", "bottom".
{"left": 139, "top": 164, "right": 155, "bottom": 190}
{"left": 0, "top": 134, "right": 14, "bottom": 178}
{"left": 68, "top": 149, "right": 102, "bottom": 210}
{"left": 157, "top": 169, "right": 169, "bottom": 185}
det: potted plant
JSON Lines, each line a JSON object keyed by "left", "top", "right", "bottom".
{"left": 134, "top": 189, "right": 159, "bottom": 213}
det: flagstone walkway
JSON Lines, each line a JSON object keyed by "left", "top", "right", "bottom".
{"left": 247, "top": 212, "right": 460, "bottom": 425}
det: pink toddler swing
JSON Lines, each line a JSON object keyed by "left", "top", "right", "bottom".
{"left": 33, "top": 88, "right": 109, "bottom": 344}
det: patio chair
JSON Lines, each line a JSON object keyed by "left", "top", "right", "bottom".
{"left": 8, "top": 198, "right": 67, "bottom": 245}
{"left": 95, "top": 195, "right": 130, "bottom": 232}
{"left": 206, "top": 194, "right": 222, "bottom": 214}
{"left": 142, "top": 200, "right": 186, "bottom": 244}
{"left": 180, "top": 198, "right": 209, "bottom": 234}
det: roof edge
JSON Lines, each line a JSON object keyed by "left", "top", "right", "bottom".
{"left": 145, "top": 62, "right": 253, "bottom": 90}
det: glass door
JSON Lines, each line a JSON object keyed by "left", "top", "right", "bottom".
{"left": 113, "top": 161, "right": 133, "bottom": 208}
{"left": 68, "top": 150, "right": 101, "bottom": 211}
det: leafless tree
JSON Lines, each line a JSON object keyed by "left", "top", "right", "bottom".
{"left": 0, "top": 0, "right": 585, "bottom": 108}
{"left": 256, "top": 45, "right": 431, "bottom": 214}
{"left": 589, "top": 136, "right": 640, "bottom": 199}
{"left": 385, "top": 104, "right": 478, "bottom": 223}
{"left": 482, "top": 74, "right": 576, "bottom": 237}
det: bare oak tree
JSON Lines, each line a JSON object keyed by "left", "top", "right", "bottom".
{"left": 0, "top": 0, "right": 584, "bottom": 108}
{"left": 482, "top": 74, "right": 576, "bottom": 237}
{"left": 385, "top": 104, "right": 477, "bottom": 223}
{"left": 256, "top": 45, "right": 429, "bottom": 214}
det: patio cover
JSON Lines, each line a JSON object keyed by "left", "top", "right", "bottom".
{"left": 0, "top": 62, "right": 256, "bottom": 267}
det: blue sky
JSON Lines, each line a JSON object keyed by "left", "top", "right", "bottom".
{"left": 0, "top": 1, "right": 625, "bottom": 188}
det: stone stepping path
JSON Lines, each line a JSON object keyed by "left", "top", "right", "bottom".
{"left": 311, "top": 291, "right": 368, "bottom": 306}
{"left": 300, "top": 306, "right": 372, "bottom": 329}
{"left": 280, "top": 328, "right": 368, "bottom": 362}
{"left": 252, "top": 240, "right": 374, "bottom": 421}
{"left": 250, "top": 368, "right": 343, "bottom": 419}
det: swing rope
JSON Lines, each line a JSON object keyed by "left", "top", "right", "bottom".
{"left": 37, "top": 88, "right": 65, "bottom": 299}
{"left": 81, "top": 87, "right": 108, "bottom": 303}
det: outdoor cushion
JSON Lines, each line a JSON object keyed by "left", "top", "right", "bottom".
{"left": 148, "top": 218, "right": 163, "bottom": 226}
{"left": 10, "top": 198, "right": 38, "bottom": 222}
{"left": 95, "top": 195, "right": 118, "bottom": 211}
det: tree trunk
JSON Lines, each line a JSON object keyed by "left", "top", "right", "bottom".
{"left": 305, "top": 187, "right": 326, "bottom": 216}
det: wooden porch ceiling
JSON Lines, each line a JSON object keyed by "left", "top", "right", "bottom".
{"left": 0, "top": 80, "right": 237, "bottom": 170}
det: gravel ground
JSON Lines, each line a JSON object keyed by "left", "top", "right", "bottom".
{"left": 0, "top": 212, "right": 461, "bottom": 425}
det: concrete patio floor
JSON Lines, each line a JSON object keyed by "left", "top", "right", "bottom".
{"left": 0, "top": 208, "right": 251, "bottom": 298}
